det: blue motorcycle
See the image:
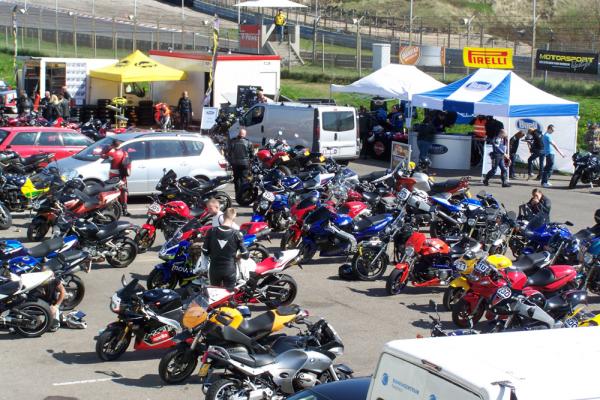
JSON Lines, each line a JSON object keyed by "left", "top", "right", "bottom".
{"left": 580, "top": 235, "right": 600, "bottom": 294}
{"left": 298, "top": 205, "right": 394, "bottom": 262}
{"left": 509, "top": 220, "right": 579, "bottom": 264}
{"left": 0, "top": 235, "right": 78, "bottom": 266}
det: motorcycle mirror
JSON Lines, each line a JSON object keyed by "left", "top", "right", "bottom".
{"left": 121, "top": 274, "right": 128, "bottom": 287}
{"left": 428, "top": 299, "right": 436, "bottom": 310}
{"left": 278, "top": 130, "right": 283, "bottom": 136}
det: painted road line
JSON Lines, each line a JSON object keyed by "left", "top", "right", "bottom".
{"left": 52, "top": 377, "right": 123, "bottom": 386}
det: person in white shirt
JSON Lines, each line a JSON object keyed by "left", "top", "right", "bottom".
{"left": 206, "top": 198, "right": 239, "bottom": 230}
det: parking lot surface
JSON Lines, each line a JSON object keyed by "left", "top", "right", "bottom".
{"left": 1, "top": 159, "right": 599, "bottom": 400}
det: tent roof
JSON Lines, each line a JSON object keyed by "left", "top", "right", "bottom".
{"left": 330, "top": 64, "right": 445, "bottom": 101}
{"left": 234, "top": 0, "right": 307, "bottom": 8}
{"left": 89, "top": 50, "right": 187, "bottom": 83}
{"left": 412, "top": 68, "right": 579, "bottom": 117}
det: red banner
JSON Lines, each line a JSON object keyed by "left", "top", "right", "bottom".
{"left": 239, "top": 25, "right": 260, "bottom": 52}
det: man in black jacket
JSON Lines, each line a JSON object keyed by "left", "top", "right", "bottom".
{"left": 16, "top": 90, "right": 32, "bottom": 116}
{"left": 509, "top": 130, "right": 525, "bottom": 179}
{"left": 526, "top": 128, "right": 545, "bottom": 180}
{"left": 202, "top": 208, "right": 248, "bottom": 290}
{"left": 39, "top": 91, "right": 52, "bottom": 120}
{"left": 228, "top": 128, "right": 253, "bottom": 195}
{"left": 525, "top": 188, "right": 551, "bottom": 228}
{"left": 177, "top": 91, "right": 192, "bottom": 130}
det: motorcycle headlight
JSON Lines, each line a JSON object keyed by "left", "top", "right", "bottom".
{"left": 110, "top": 294, "right": 121, "bottom": 313}
{"left": 259, "top": 200, "right": 269, "bottom": 210}
{"left": 32, "top": 200, "right": 41, "bottom": 210}
{"left": 328, "top": 346, "right": 344, "bottom": 356}
{"left": 584, "top": 252, "right": 594, "bottom": 265}
{"left": 467, "top": 218, "right": 476, "bottom": 226}
{"left": 404, "top": 246, "right": 416, "bottom": 257}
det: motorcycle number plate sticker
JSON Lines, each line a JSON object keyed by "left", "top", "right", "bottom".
{"left": 399, "top": 188, "right": 410, "bottom": 201}
{"left": 474, "top": 260, "right": 490, "bottom": 274}
{"left": 496, "top": 286, "right": 511, "bottom": 300}
{"left": 281, "top": 155, "right": 290, "bottom": 162}
{"left": 149, "top": 202, "right": 161, "bottom": 213}
{"left": 263, "top": 191, "right": 275, "bottom": 202}
{"left": 564, "top": 317, "right": 578, "bottom": 328}
{"left": 198, "top": 363, "right": 210, "bottom": 377}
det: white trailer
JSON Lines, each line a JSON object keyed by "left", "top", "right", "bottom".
{"left": 368, "top": 327, "right": 600, "bottom": 400}
{"left": 148, "top": 50, "right": 280, "bottom": 112}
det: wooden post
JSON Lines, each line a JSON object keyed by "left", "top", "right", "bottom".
{"left": 321, "top": 33, "right": 325, "bottom": 73}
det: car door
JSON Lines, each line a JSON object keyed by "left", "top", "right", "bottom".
{"left": 37, "top": 131, "right": 65, "bottom": 158}
{"left": 240, "top": 105, "right": 266, "bottom": 145}
{"left": 147, "top": 139, "right": 188, "bottom": 184}
{"left": 119, "top": 140, "right": 149, "bottom": 194}
{"left": 60, "top": 131, "right": 94, "bottom": 160}
{"left": 7, "top": 130, "right": 39, "bottom": 157}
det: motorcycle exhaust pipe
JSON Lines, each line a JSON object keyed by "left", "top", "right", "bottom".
{"left": 0, "top": 315, "right": 35, "bottom": 328}
{"left": 328, "top": 224, "right": 358, "bottom": 253}
{"left": 436, "top": 210, "right": 461, "bottom": 227}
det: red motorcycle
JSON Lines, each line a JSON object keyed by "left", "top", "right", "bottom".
{"left": 452, "top": 257, "right": 577, "bottom": 328}
{"left": 256, "top": 136, "right": 294, "bottom": 175}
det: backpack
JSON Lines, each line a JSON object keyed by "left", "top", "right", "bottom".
{"left": 120, "top": 151, "right": 131, "bottom": 177}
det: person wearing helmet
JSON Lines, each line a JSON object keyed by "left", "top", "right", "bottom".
{"left": 101, "top": 138, "right": 131, "bottom": 216}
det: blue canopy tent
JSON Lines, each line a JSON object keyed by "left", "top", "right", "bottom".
{"left": 412, "top": 69, "right": 579, "bottom": 172}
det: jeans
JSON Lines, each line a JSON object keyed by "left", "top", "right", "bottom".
{"left": 542, "top": 154, "right": 555, "bottom": 184}
{"left": 232, "top": 164, "right": 250, "bottom": 195}
{"left": 485, "top": 155, "right": 508, "bottom": 183}
{"left": 527, "top": 151, "right": 545, "bottom": 176}
{"left": 417, "top": 139, "right": 432, "bottom": 162}
{"left": 180, "top": 111, "right": 190, "bottom": 130}
{"left": 509, "top": 153, "right": 517, "bottom": 177}
{"left": 276, "top": 25, "right": 284, "bottom": 42}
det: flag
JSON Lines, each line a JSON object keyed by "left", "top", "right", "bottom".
{"left": 12, "top": 6, "right": 18, "bottom": 74}
{"left": 203, "top": 17, "right": 220, "bottom": 107}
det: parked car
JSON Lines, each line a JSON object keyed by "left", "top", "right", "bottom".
{"left": 288, "top": 377, "right": 370, "bottom": 400}
{"left": 55, "top": 132, "right": 230, "bottom": 195}
{"left": 0, "top": 88, "right": 17, "bottom": 114}
{"left": 0, "top": 127, "right": 94, "bottom": 160}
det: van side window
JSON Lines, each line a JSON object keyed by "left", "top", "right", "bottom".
{"left": 322, "top": 111, "right": 355, "bottom": 131}
{"left": 243, "top": 106, "right": 265, "bottom": 126}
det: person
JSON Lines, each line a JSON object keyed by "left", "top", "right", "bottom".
{"left": 416, "top": 116, "right": 436, "bottom": 163}
{"left": 206, "top": 198, "right": 239, "bottom": 230}
{"left": 255, "top": 89, "right": 268, "bottom": 104}
{"left": 525, "top": 127, "right": 545, "bottom": 180}
{"left": 58, "top": 93, "right": 70, "bottom": 119}
{"left": 509, "top": 130, "right": 525, "bottom": 179}
{"left": 387, "top": 104, "right": 404, "bottom": 133}
{"left": 47, "top": 95, "right": 62, "bottom": 122}
{"left": 48, "top": 278, "right": 66, "bottom": 332}
{"left": 483, "top": 129, "right": 511, "bottom": 187}
{"left": 61, "top": 86, "right": 72, "bottom": 102}
{"left": 40, "top": 91, "right": 52, "bottom": 120}
{"left": 524, "top": 188, "right": 552, "bottom": 228}
{"left": 16, "top": 90, "right": 32, "bottom": 116}
{"left": 201, "top": 208, "right": 249, "bottom": 291}
{"left": 274, "top": 9, "right": 286, "bottom": 44}
{"left": 101, "top": 138, "right": 131, "bottom": 216}
{"left": 584, "top": 123, "right": 600, "bottom": 154}
{"left": 470, "top": 115, "right": 487, "bottom": 139}
{"left": 485, "top": 116, "right": 504, "bottom": 144}
{"left": 541, "top": 124, "right": 565, "bottom": 188}
{"left": 228, "top": 128, "right": 253, "bottom": 195}
{"left": 358, "top": 106, "right": 369, "bottom": 159}
{"left": 154, "top": 102, "right": 171, "bottom": 130}
{"left": 177, "top": 91, "right": 193, "bottom": 130}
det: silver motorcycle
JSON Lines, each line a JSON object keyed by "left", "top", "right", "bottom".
{"left": 201, "top": 318, "right": 353, "bottom": 400}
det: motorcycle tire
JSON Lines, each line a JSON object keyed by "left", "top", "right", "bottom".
{"left": 27, "top": 219, "right": 50, "bottom": 242}
{"left": 212, "top": 191, "right": 232, "bottom": 211}
{"left": 351, "top": 249, "right": 388, "bottom": 281}
{"left": 106, "top": 237, "right": 138, "bottom": 268}
{"left": 13, "top": 300, "right": 52, "bottom": 338}
{"left": 60, "top": 274, "right": 85, "bottom": 311}
{"left": 260, "top": 274, "right": 298, "bottom": 309}
{"left": 235, "top": 187, "right": 256, "bottom": 207}
{"left": 298, "top": 242, "right": 316, "bottom": 263}
{"left": 158, "top": 345, "right": 198, "bottom": 385}
{"left": 0, "top": 203, "right": 12, "bottom": 230}
{"left": 429, "top": 219, "right": 461, "bottom": 239}
{"left": 280, "top": 231, "right": 301, "bottom": 250}
{"left": 568, "top": 171, "right": 582, "bottom": 189}
{"left": 442, "top": 286, "right": 465, "bottom": 312}
{"left": 147, "top": 268, "right": 178, "bottom": 290}
{"left": 277, "top": 165, "right": 292, "bottom": 176}
{"left": 206, "top": 379, "right": 246, "bottom": 400}
{"left": 135, "top": 228, "right": 156, "bottom": 253}
{"left": 451, "top": 298, "right": 485, "bottom": 329}
{"left": 385, "top": 268, "right": 409, "bottom": 295}
{"left": 95, "top": 326, "right": 132, "bottom": 361}
{"left": 247, "top": 243, "right": 269, "bottom": 263}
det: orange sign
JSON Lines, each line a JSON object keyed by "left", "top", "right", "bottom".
{"left": 399, "top": 46, "right": 421, "bottom": 65}
{"left": 463, "top": 47, "right": 514, "bottom": 69}
{"left": 399, "top": 46, "right": 445, "bottom": 67}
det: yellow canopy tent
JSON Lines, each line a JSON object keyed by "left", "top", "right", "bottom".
{"left": 89, "top": 50, "right": 187, "bottom": 83}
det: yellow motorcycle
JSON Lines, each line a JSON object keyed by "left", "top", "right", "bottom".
{"left": 563, "top": 304, "right": 600, "bottom": 328}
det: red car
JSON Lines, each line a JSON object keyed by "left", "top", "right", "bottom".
{"left": 0, "top": 127, "right": 93, "bottom": 160}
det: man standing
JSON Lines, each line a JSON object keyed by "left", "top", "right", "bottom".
{"left": 16, "top": 90, "right": 32, "bottom": 116}
{"left": 585, "top": 123, "right": 600, "bottom": 154}
{"left": 40, "top": 91, "right": 52, "bottom": 120}
{"left": 58, "top": 93, "right": 70, "bottom": 119}
{"left": 509, "top": 130, "right": 525, "bottom": 179}
{"left": 416, "top": 117, "right": 436, "bottom": 162}
{"left": 61, "top": 86, "right": 72, "bottom": 102}
{"left": 177, "top": 91, "right": 193, "bottom": 130}
{"left": 526, "top": 128, "right": 545, "bottom": 180}
{"left": 101, "top": 139, "right": 131, "bottom": 216}
{"left": 228, "top": 128, "right": 253, "bottom": 196}
{"left": 274, "top": 9, "right": 286, "bottom": 44}
{"left": 202, "top": 208, "right": 248, "bottom": 291}
{"left": 541, "top": 124, "right": 565, "bottom": 188}
{"left": 483, "top": 129, "right": 511, "bottom": 187}
{"left": 255, "top": 89, "right": 268, "bottom": 104}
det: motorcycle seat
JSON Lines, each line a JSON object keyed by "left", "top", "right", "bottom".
{"left": 359, "top": 170, "right": 387, "bottom": 182}
{"left": 354, "top": 214, "right": 390, "bottom": 231}
{"left": 429, "top": 179, "right": 462, "bottom": 194}
{"left": 276, "top": 304, "right": 300, "bottom": 316}
{"left": 45, "top": 250, "right": 86, "bottom": 271}
{"left": 449, "top": 237, "right": 479, "bottom": 256}
{"left": 22, "top": 154, "right": 47, "bottom": 166}
{"left": 84, "top": 179, "right": 121, "bottom": 197}
{"left": 229, "top": 352, "right": 274, "bottom": 368}
{"left": 238, "top": 311, "right": 278, "bottom": 338}
{"left": 512, "top": 252, "right": 550, "bottom": 274}
{"left": 0, "top": 280, "right": 20, "bottom": 296}
{"left": 96, "top": 221, "right": 131, "bottom": 240}
{"left": 527, "top": 268, "right": 556, "bottom": 287}
{"left": 190, "top": 208, "right": 206, "bottom": 218}
{"left": 28, "top": 237, "right": 65, "bottom": 259}
{"left": 361, "top": 192, "right": 381, "bottom": 204}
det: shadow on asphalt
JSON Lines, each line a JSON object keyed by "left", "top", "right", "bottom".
{"left": 411, "top": 318, "right": 454, "bottom": 330}
{"left": 48, "top": 348, "right": 170, "bottom": 365}
{"left": 111, "top": 373, "right": 203, "bottom": 389}
{"left": 348, "top": 286, "right": 389, "bottom": 297}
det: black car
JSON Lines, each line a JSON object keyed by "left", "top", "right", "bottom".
{"left": 287, "top": 377, "right": 371, "bottom": 400}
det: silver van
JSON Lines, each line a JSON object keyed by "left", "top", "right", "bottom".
{"left": 229, "top": 103, "right": 359, "bottom": 161}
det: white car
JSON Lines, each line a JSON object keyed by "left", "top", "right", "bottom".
{"left": 55, "top": 132, "right": 230, "bottom": 195}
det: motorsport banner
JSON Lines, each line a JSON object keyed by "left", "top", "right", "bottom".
{"left": 398, "top": 46, "right": 445, "bottom": 67}
{"left": 535, "top": 49, "right": 599, "bottom": 75}
{"left": 463, "top": 47, "right": 513, "bottom": 69}
{"left": 203, "top": 17, "right": 220, "bottom": 107}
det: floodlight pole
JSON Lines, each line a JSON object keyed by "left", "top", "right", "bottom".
{"left": 408, "top": 0, "right": 414, "bottom": 46}
{"left": 530, "top": 0, "right": 537, "bottom": 79}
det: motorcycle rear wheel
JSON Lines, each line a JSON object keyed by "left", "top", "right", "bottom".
{"left": 95, "top": 326, "right": 131, "bottom": 361}
{"left": 351, "top": 248, "right": 388, "bottom": 281}
{"left": 135, "top": 228, "right": 156, "bottom": 253}
{"left": 280, "top": 231, "right": 301, "bottom": 250}
{"left": 261, "top": 274, "right": 298, "bottom": 309}
{"left": 106, "top": 238, "right": 138, "bottom": 268}
{"left": 60, "top": 274, "right": 85, "bottom": 311}
{"left": 247, "top": 243, "right": 269, "bottom": 263}
{"left": 13, "top": 300, "right": 52, "bottom": 338}
{"left": 206, "top": 379, "right": 246, "bottom": 400}
{"left": 0, "top": 204, "right": 12, "bottom": 230}
{"left": 159, "top": 345, "right": 198, "bottom": 385}
{"left": 385, "top": 268, "right": 409, "bottom": 295}
{"left": 27, "top": 220, "right": 49, "bottom": 242}
{"left": 451, "top": 298, "right": 485, "bottom": 329}
{"left": 212, "top": 191, "right": 232, "bottom": 211}
{"left": 442, "top": 286, "right": 465, "bottom": 312}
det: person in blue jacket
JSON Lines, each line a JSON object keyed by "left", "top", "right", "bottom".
{"left": 483, "top": 129, "right": 511, "bottom": 187}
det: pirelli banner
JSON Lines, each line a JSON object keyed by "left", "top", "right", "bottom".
{"left": 535, "top": 49, "right": 599, "bottom": 75}
{"left": 463, "top": 47, "right": 514, "bottom": 69}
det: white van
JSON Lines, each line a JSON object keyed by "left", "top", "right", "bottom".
{"left": 229, "top": 103, "right": 359, "bottom": 161}
{"left": 368, "top": 327, "right": 600, "bottom": 400}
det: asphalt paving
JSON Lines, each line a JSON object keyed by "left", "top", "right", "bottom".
{"left": 0, "top": 158, "right": 599, "bottom": 400}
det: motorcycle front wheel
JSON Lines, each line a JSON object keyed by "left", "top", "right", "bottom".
{"left": 385, "top": 268, "right": 409, "bottom": 295}
{"left": 235, "top": 186, "right": 256, "bottom": 207}
{"left": 147, "top": 268, "right": 178, "bottom": 290}
{"left": 159, "top": 345, "right": 198, "bottom": 385}
{"left": 95, "top": 326, "right": 132, "bottom": 361}
{"left": 442, "top": 286, "right": 466, "bottom": 312}
{"left": 260, "top": 274, "right": 298, "bottom": 309}
{"left": 212, "top": 191, "right": 232, "bottom": 211}
{"left": 451, "top": 298, "right": 485, "bottom": 329}
{"left": 135, "top": 228, "right": 156, "bottom": 253}
{"left": 106, "top": 238, "right": 138, "bottom": 268}
{"left": 206, "top": 379, "right": 248, "bottom": 400}
{"left": 247, "top": 243, "right": 269, "bottom": 263}
{"left": 569, "top": 169, "right": 582, "bottom": 189}
{"left": 27, "top": 219, "right": 50, "bottom": 242}
{"left": 280, "top": 230, "right": 301, "bottom": 250}
{"left": 351, "top": 248, "right": 389, "bottom": 281}
{"left": 0, "top": 203, "right": 13, "bottom": 230}
{"left": 13, "top": 300, "right": 52, "bottom": 338}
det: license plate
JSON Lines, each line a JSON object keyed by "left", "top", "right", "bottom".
{"left": 198, "top": 363, "right": 210, "bottom": 377}
{"left": 564, "top": 317, "right": 578, "bottom": 328}
{"left": 324, "top": 148, "right": 338, "bottom": 155}
{"left": 281, "top": 155, "right": 290, "bottom": 162}
{"left": 262, "top": 191, "right": 275, "bottom": 201}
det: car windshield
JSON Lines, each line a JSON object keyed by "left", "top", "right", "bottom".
{"left": 72, "top": 137, "right": 114, "bottom": 161}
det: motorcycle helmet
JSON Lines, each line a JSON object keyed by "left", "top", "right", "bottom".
{"left": 60, "top": 310, "right": 87, "bottom": 329}
{"left": 595, "top": 209, "right": 600, "bottom": 225}
{"left": 417, "top": 158, "right": 431, "bottom": 171}
{"left": 338, "top": 263, "right": 357, "bottom": 280}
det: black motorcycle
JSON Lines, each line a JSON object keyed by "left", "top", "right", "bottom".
{"left": 0, "top": 150, "right": 55, "bottom": 175}
{"left": 80, "top": 117, "right": 110, "bottom": 141}
{"left": 569, "top": 151, "right": 600, "bottom": 189}
{"left": 54, "top": 215, "right": 139, "bottom": 268}
{"left": 156, "top": 169, "right": 232, "bottom": 211}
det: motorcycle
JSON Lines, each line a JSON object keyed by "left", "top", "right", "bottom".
{"left": 578, "top": 236, "right": 600, "bottom": 295}
{"left": 95, "top": 276, "right": 184, "bottom": 361}
{"left": 569, "top": 151, "right": 600, "bottom": 189}
{"left": 0, "top": 151, "right": 55, "bottom": 175}
{"left": 0, "top": 166, "right": 60, "bottom": 216}
{"left": 80, "top": 116, "right": 110, "bottom": 141}
{"left": 156, "top": 169, "right": 231, "bottom": 210}
{"left": 0, "top": 269, "right": 55, "bottom": 337}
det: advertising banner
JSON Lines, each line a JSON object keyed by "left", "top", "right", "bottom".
{"left": 399, "top": 46, "right": 445, "bottom": 67}
{"left": 391, "top": 142, "right": 411, "bottom": 169}
{"left": 463, "top": 47, "right": 513, "bottom": 69}
{"left": 200, "top": 107, "right": 218, "bottom": 130}
{"left": 239, "top": 24, "right": 261, "bottom": 53}
{"left": 535, "top": 49, "right": 599, "bottom": 75}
